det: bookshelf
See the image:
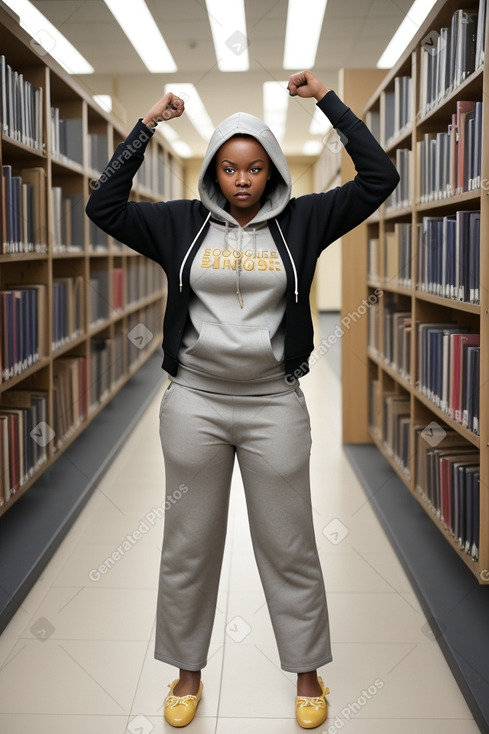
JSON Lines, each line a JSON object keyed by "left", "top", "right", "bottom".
{"left": 339, "top": 67, "right": 388, "bottom": 441}
{"left": 0, "top": 6, "right": 180, "bottom": 516}
{"left": 341, "top": 0, "right": 489, "bottom": 583}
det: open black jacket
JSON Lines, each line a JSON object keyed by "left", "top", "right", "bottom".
{"left": 85, "top": 91, "right": 399, "bottom": 380}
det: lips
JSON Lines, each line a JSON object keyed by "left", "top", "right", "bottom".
{"left": 235, "top": 191, "right": 251, "bottom": 198}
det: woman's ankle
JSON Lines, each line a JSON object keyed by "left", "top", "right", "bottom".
{"left": 173, "top": 669, "right": 201, "bottom": 696}
{"left": 297, "top": 670, "right": 322, "bottom": 697}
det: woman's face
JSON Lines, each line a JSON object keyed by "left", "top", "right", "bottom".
{"left": 215, "top": 136, "right": 271, "bottom": 224}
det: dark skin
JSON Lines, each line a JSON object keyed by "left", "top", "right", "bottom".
{"left": 143, "top": 70, "right": 330, "bottom": 699}
{"left": 215, "top": 136, "right": 271, "bottom": 226}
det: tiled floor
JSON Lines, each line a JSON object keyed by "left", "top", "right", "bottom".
{"left": 0, "top": 317, "right": 480, "bottom": 733}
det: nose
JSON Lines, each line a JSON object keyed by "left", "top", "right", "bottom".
{"left": 236, "top": 171, "right": 250, "bottom": 187}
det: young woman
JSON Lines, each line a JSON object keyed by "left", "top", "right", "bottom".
{"left": 86, "top": 70, "right": 399, "bottom": 728}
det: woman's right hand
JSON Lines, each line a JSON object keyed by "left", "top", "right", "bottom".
{"left": 142, "top": 92, "right": 185, "bottom": 129}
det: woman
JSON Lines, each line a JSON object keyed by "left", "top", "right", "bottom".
{"left": 86, "top": 70, "right": 399, "bottom": 728}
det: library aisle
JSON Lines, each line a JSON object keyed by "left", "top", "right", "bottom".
{"left": 0, "top": 316, "right": 480, "bottom": 734}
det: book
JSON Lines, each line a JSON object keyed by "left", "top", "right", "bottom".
{"left": 382, "top": 393, "right": 411, "bottom": 476}
{"left": 417, "top": 211, "right": 480, "bottom": 304}
{"left": 415, "top": 427, "right": 479, "bottom": 554}
{"left": 52, "top": 357, "right": 88, "bottom": 450}
{"left": 112, "top": 268, "right": 125, "bottom": 311}
{"left": 456, "top": 101, "right": 476, "bottom": 194}
{"left": 0, "top": 55, "right": 44, "bottom": 150}
{"left": 51, "top": 188, "right": 85, "bottom": 252}
{"left": 50, "top": 111, "right": 83, "bottom": 165}
{"left": 89, "top": 339, "right": 113, "bottom": 411}
{"left": 386, "top": 76, "right": 413, "bottom": 146}
{"left": 449, "top": 333, "right": 480, "bottom": 423}
{"left": 1, "top": 285, "right": 47, "bottom": 381}
{"left": 386, "top": 149, "right": 411, "bottom": 210}
{"left": 475, "top": 0, "right": 487, "bottom": 68}
{"left": 419, "top": 8, "right": 482, "bottom": 115}
{"left": 0, "top": 390, "right": 49, "bottom": 493}
{"left": 462, "top": 344, "right": 480, "bottom": 432}
{"left": 89, "top": 270, "right": 110, "bottom": 325}
{"left": 417, "top": 102, "right": 481, "bottom": 201}
{"left": 380, "top": 226, "right": 411, "bottom": 291}
{"left": 368, "top": 238, "right": 380, "bottom": 283}
{"left": 2, "top": 166, "right": 48, "bottom": 254}
{"left": 453, "top": 10, "right": 478, "bottom": 89}
{"left": 87, "top": 132, "right": 109, "bottom": 174}
{"left": 52, "top": 276, "right": 84, "bottom": 350}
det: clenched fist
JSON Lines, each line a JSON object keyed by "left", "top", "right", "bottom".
{"left": 142, "top": 92, "right": 185, "bottom": 129}
{"left": 287, "top": 71, "right": 330, "bottom": 102}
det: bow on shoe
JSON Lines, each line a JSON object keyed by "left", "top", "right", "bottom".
{"left": 166, "top": 694, "right": 199, "bottom": 707}
{"left": 296, "top": 690, "right": 330, "bottom": 710}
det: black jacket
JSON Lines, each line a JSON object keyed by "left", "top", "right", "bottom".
{"left": 85, "top": 91, "right": 399, "bottom": 379}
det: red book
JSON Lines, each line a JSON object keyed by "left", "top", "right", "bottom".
{"left": 449, "top": 333, "right": 480, "bottom": 421}
{"left": 112, "top": 268, "right": 124, "bottom": 310}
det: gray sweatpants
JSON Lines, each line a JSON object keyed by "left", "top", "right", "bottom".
{"left": 154, "top": 381, "right": 332, "bottom": 673}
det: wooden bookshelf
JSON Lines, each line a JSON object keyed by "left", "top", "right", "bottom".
{"left": 339, "top": 68, "right": 388, "bottom": 442}
{"left": 341, "top": 0, "right": 489, "bottom": 583}
{"left": 0, "top": 7, "right": 181, "bottom": 516}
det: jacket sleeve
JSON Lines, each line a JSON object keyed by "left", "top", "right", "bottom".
{"left": 305, "top": 91, "right": 400, "bottom": 254}
{"left": 85, "top": 119, "right": 169, "bottom": 264}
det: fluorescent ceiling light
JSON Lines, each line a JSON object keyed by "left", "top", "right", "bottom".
{"left": 309, "top": 108, "right": 331, "bottom": 135}
{"left": 156, "top": 125, "right": 193, "bottom": 157}
{"left": 205, "top": 0, "right": 249, "bottom": 71}
{"left": 283, "top": 0, "right": 328, "bottom": 69}
{"left": 263, "top": 81, "right": 289, "bottom": 144}
{"left": 157, "top": 124, "right": 179, "bottom": 142}
{"left": 172, "top": 141, "right": 193, "bottom": 158}
{"left": 104, "top": 0, "right": 177, "bottom": 73}
{"left": 377, "top": 0, "right": 438, "bottom": 68}
{"left": 164, "top": 84, "right": 215, "bottom": 141}
{"left": 303, "top": 140, "right": 323, "bottom": 156}
{"left": 3, "top": 0, "right": 94, "bottom": 73}
{"left": 93, "top": 94, "right": 112, "bottom": 113}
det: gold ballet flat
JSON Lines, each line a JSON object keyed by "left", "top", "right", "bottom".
{"left": 164, "top": 679, "right": 203, "bottom": 727}
{"left": 296, "top": 676, "right": 330, "bottom": 729}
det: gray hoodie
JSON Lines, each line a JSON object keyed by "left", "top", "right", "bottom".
{"left": 172, "top": 111, "right": 298, "bottom": 395}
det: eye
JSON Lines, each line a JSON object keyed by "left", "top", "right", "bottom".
{"left": 223, "top": 166, "right": 235, "bottom": 174}
{"left": 250, "top": 167, "right": 262, "bottom": 174}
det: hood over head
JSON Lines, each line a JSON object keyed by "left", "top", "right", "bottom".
{"left": 198, "top": 111, "right": 291, "bottom": 225}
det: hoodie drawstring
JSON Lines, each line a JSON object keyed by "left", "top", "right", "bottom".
{"left": 235, "top": 224, "right": 244, "bottom": 308}
{"left": 179, "top": 214, "right": 299, "bottom": 307}
{"left": 275, "top": 219, "right": 299, "bottom": 302}
{"left": 179, "top": 212, "right": 212, "bottom": 292}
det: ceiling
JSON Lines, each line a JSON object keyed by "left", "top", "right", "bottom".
{"left": 30, "top": 0, "right": 414, "bottom": 157}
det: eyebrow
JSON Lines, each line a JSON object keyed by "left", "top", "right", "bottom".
{"left": 220, "top": 158, "right": 266, "bottom": 165}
